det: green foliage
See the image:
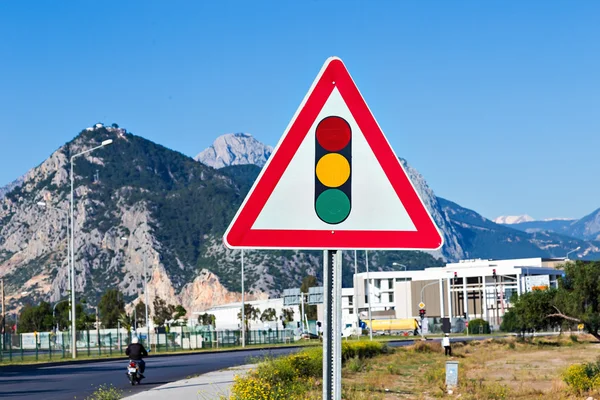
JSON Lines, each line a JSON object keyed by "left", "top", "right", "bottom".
{"left": 260, "top": 308, "right": 276, "bottom": 322}
{"left": 500, "top": 289, "right": 561, "bottom": 333}
{"left": 18, "top": 302, "right": 54, "bottom": 333}
{"left": 197, "top": 313, "right": 216, "bottom": 327}
{"left": 173, "top": 305, "right": 187, "bottom": 320}
{"left": 84, "top": 384, "right": 123, "bottom": 400}
{"left": 238, "top": 304, "right": 260, "bottom": 330}
{"left": 54, "top": 301, "right": 95, "bottom": 331}
{"left": 152, "top": 296, "right": 176, "bottom": 326}
{"left": 134, "top": 301, "right": 146, "bottom": 327}
{"left": 467, "top": 318, "right": 490, "bottom": 334}
{"left": 563, "top": 359, "right": 600, "bottom": 394}
{"left": 556, "top": 261, "right": 600, "bottom": 339}
{"left": 230, "top": 342, "right": 384, "bottom": 399}
{"left": 98, "top": 289, "right": 125, "bottom": 329}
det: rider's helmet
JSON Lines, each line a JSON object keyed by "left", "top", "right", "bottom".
{"left": 131, "top": 336, "right": 139, "bottom": 344}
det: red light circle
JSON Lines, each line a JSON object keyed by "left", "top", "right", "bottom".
{"left": 316, "top": 116, "right": 351, "bottom": 152}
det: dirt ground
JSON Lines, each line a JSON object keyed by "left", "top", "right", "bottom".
{"left": 332, "top": 335, "right": 600, "bottom": 400}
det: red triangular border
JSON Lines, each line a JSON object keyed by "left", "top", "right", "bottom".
{"left": 224, "top": 58, "right": 443, "bottom": 250}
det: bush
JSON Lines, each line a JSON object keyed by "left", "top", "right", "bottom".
{"left": 413, "top": 341, "right": 442, "bottom": 353}
{"left": 563, "top": 360, "right": 600, "bottom": 394}
{"left": 341, "top": 341, "right": 387, "bottom": 362}
{"left": 467, "top": 318, "right": 491, "bottom": 334}
{"left": 85, "top": 384, "right": 123, "bottom": 400}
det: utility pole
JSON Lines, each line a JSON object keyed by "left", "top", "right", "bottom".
{"left": 241, "top": 250, "right": 245, "bottom": 348}
{"left": 1, "top": 278, "right": 5, "bottom": 349}
{"left": 353, "top": 250, "right": 360, "bottom": 336}
{"left": 365, "top": 250, "right": 372, "bottom": 341}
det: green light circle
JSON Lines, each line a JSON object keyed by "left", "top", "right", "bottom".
{"left": 315, "top": 189, "right": 351, "bottom": 224}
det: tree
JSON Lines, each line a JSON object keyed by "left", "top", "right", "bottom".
{"left": 118, "top": 312, "right": 134, "bottom": 332}
{"left": 98, "top": 289, "right": 125, "bottom": 329}
{"left": 500, "top": 289, "right": 560, "bottom": 334}
{"left": 301, "top": 275, "right": 318, "bottom": 320}
{"left": 134, "top": 301, "right": 147, "bottom": 327}
{"left": 153, "top": 296, "right": 176, "bottom": 327}
{"left": 549, "top": 261, "right": 600, "bottom": 340}
{"left": 18, "top": 302, "right": 54, "bottom": 333}
{"left": 237, "top": 304, "right": 260, "bottom": 330}
{"left": 174, "top": 305, "right": 187, "bottom": 320}
{"left": 281, "top": 308, "right": 294, "bottom": 325}
{"left": 197, "top": 313, "right": 216, "bottom": 327}
{"left": 260, "top": 308, "right": 276, "bottom": 322}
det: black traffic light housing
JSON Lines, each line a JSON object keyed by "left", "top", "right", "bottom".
{"left": 314, "top": 116, "right": 352, "bottom": 224}
{"left": 419, "top": 309, "right": 426, "bottom": 319}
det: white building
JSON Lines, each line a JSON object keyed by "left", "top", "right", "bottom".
{"left": 352, "top": 257, "right": 566, "bottom": 329}
{"left": 193, "top": 297, "right": 301, "bottom": 331}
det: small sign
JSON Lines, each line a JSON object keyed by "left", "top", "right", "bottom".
{"left": 419, "top": 302, "right": 425, "bottom": 309}
{"left": 308, "top": 286, "right": 324, "bottom": 305}
{"left": 446, "top": 361, "right": 459, "bottom": 388}
{"left": 283, "top": 288, "right": 302, "bottom": 306}
{"left": 578, "top": 324, "right": 584, "bottom": 330}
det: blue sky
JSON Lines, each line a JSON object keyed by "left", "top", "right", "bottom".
{"left": 1, "top": 1, "right": 599, "bottom": 220}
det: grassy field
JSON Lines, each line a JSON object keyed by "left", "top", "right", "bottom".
{"left": 300, "top": 334, "right": 600, "bottom": 399}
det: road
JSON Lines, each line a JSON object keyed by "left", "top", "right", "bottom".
{"left": 0, "top": 337, "right": 485, "bottom": 400}
{"left": 0, "top": 347, "right": 300, "bottom": 400}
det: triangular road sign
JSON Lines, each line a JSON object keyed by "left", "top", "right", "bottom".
{"left": 224, "top": 57, "right": 443, "bottom": 250}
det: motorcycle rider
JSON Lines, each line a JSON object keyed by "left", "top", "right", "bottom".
{"left": 125, "top": 336, "right": 148, "bottom": 378}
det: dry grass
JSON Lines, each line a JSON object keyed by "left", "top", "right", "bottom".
{"left": 306, "top": 334, "right": 600, "bottom": 399}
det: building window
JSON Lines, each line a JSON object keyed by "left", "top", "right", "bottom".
{"left": 375, "top": 279, "right": 381, "bottom": 289}
{"left": 365, "top": 295, "right": 369, "bottom": 304}
{"left": 349, "top": 308, "right": 354, "bottom": 314}
{"left": 389, "top": 292, "right": 394, "bottom": 302}
{"left": 348, "top": 296, "right": 353, "bottom": 306}
{"left": 388, "top": 279, "right": 394, "bottom": 289}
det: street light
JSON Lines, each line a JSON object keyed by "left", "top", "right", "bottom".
{"left": 392, "top": 263, "right": 409, "bottom": 318}
{"left": 37, "top": 201, "right": 71, "bottom": 325}
{"left": 52, "top": 299, "right": 69, "bottom": 331}
{"left": 70, "top": 139, "right": 113, "bottom": 358}
{"left": 365, "top": 250, "right": 372, "bottom": 341}
{"left": 566, "top": 246, "right": 581, "bottom": 260}
{"left": 419, "top": 281, "right": 439, "bottom": 340}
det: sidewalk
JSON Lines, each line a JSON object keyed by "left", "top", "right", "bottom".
{"left": 124, "top": 364, "right": 255, "bottom": 400}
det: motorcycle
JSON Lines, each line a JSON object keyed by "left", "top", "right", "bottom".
{"left": 126, "top": 360, "right": 143, "bottom": 385}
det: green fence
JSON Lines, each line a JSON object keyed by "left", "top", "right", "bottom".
{"left": 0, "top": 328, "right": 295, "bottom": 363}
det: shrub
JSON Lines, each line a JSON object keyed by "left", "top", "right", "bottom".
{"left": 341, "top": 341, "right": 386, "bottom": 362}
{"left": 467, "top": 318, "right": 491, "bottom": 334}
{"left": 570, "top": 334, "right": 578, "bottom": 343}
{"left": 413, "top": 341, "right": 441, "bottom": 353}
{"left": 346, "top": 356, "right": 367, "bottom": 373}
{"left": 563, "top": 360, "right": 600, "bottom": 394}
{"left": 85, "top": 384, "right": 123, "bottom": 400}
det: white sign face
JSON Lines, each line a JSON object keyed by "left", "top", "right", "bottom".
{"left": 525, "top": 275, "right": 550, "bottom": 291}
{"left": 252, "top": 88, "right": 416, "bottom": 232}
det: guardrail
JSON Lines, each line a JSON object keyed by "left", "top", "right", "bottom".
{"left": 0, "top": 328, "right": 296, "bottom": 363}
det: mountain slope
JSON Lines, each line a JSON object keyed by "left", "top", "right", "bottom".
{"left": 0, "top": 126, "right": 443, "bottom": 314}
{"left": 439, "top": 198, "right": 600, "bottom": 259}
{"left": 195, "top": 133, "right": 273, "bottom": 168}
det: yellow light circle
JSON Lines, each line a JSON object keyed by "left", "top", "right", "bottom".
{"left": 316, "top": 153, "right": 350, "bottom": 187}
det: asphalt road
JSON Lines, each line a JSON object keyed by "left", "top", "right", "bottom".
{"left": 0, "top": 337, "right": 484, "bottom": 400}
{"left": 0, "top": 347, "right": 300, "bottom": 400}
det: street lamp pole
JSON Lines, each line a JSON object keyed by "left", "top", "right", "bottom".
{"left": 419, "top": 281, "right": 439, "bottom": 340}
{"left": 70, "top": 139, "right": 113, "bottom": 358}
{"left": 392, "top": 263, "right": 408, "bottom": 318}
{"left": 354, "top": 250, "right": 360, "bottom": 336}
{"left": 365, "top": 250, "right": 372, "bottom": 341}
{"left": 566, "top": 246, "right": 581, "bottom": 260}
{"left": 52, "top": 299, "right": 69, "bottom": 332}
{"left": 241, "top": 250, "right": 245, "bottom": 348}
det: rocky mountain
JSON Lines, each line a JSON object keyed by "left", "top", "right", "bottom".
{"left": 195, "top": 133, "right": 273, "bottom": 169}
{"left": 0, "top": 126, "right": 442, "bottom": 315}
{"left": 0, "top": 176, "right": 24, "bottom": 200}
{"left": 500, "top": 209, "right": 600, "bottom": 242}
{"left": 200, "top": 134, "right": 600, "bottom": 262}
{"left": 440, "top": 198, "right": 600, "bottom": 260}
{"left": 493, "top": 215, "right": 535, "bottom": 224}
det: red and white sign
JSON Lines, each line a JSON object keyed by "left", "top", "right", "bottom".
{"left": 224, "top": 57, "right": 443, "bottom": 250}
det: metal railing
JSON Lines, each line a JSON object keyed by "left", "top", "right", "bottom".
{"left": 0, "top": 328, "right": 296, "bottom": 363}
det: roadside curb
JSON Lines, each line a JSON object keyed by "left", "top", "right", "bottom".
{"left": 0, "top": 344, "right": 306, "bottom": 370}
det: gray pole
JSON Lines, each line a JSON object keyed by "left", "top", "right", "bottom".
{"left": 70, "top": 157, "right": 76, "bottom": 359}
{"left": 68, "top": 139, "right": 113, "bottom": 360}
{"left": 322, "top": 250, "right": 342, "bottom": 400}
{"left": 365, "top": 250, "right": 372, "bottom": 341}
{"left": 144, "top": 253, "right": 149, "bottom": 343}
{"left": 353, "top": 250, "right": 359, "bottom": 336}
{"left": 241, "top": 249, "right": 245, "bottom": 348}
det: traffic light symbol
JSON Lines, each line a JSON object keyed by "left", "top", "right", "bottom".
{"left": 419, "top": 309, "right": 426, "bottom": 318}
{"left": 314, "top": 116, "right": 352, "bottom": 224}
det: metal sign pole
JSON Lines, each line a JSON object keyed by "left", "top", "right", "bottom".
{"left": 323, "top": 249, "right": 342, "bottom": 400}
